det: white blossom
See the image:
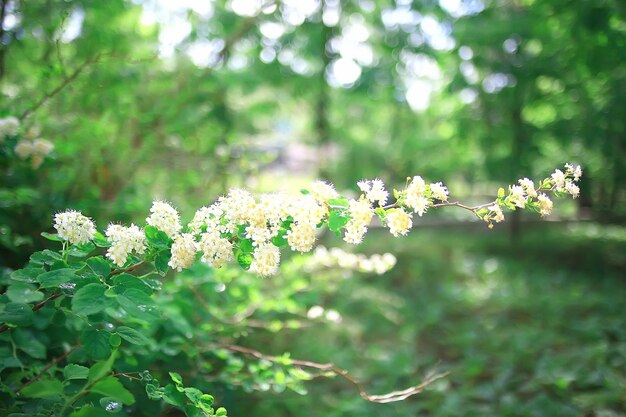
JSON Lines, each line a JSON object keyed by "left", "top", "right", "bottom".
{"left": 251, "top": 242, "right": 280, "bottom": 277}
{"left": 518, "top": 178, "right": 537, "bottom": 198}
{"left": 168, "top": 233, "right": 198, "bottom": 271}
{"left": 105, "top": 224, "right": 146, "bottom": 267}
{"left": 54, "top": 210, "right": 97, "bottom": 245}
{"left": 357, "top": 178, "right": 389, "bottom": 206}
{"left": 509, "top": 185, "right": 527, "bottom": 209}
{"left": 286, "top": 222, "right": 317, "bottom": 252}
{"left": 310, "top": 181, "right": 338, "bottom": 205}
{"left": 551, "top": 169, "right": 566, "bottom": 190}
{"left": 146, "top": 201, "right": 182, "bottom": 238}
{"left": 386, "top": 208, "right": 412, "bottom": 236}
{"left": 537, "top": 194, "right": 553, "bottom": 216}
{"left": 0, "top": 116, "right": 19, "bottom": 140}
{"left": 430, "top": 182, "right": 449, "bottom": 201}
{"left": 198, "top": 230, "right": 233, "bottom": 268}
{"left": 487, "top": 204, "right": 505, "bottom": 223}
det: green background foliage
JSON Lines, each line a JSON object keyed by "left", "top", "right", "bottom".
{"left": 1, "top": 0, "right": 625, "bottom": 416}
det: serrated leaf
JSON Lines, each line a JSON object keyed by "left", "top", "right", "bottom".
{"left": 13, "top": 328, "right": 46, "bottom": 359}
{"left": 87, "top": 257, "right": 111, "bottom": 278}
{"left": 41, "top": 232, "right": 63, "bottom": 242}
{"left": 327, "top": 198, "right": 349, "bottom": 208}
{"left": 117, "top": 289, "right": 159, "bottom": 322}
{"left": 72, "top": 283, "right": 107, "bottom": 316}
{"left": 238, "top": 238, "right": 254, "bottom": 254}
{"left": 112, "top": 274, "right": 152, "bottom": 295}
{"left": 145, "top": 226, "right": 171, "bottom": 249}
{"left": 6, "top": 282, "right": 44, "bottom": 303}
{"left": 169, "top": 371, "right": 183, "bottom": 385}
{"left": 327, "top": 209, "right": 349, "bottom": 233}
{"left": 37, "top": 268, "right": 75, "bottom": 288}
{"left": 0, "top": 303, "right": 34, "bottom": 326}
{"left": 20, "top": 379, "right": 64, "bottom": 399}
{"left": 30, "top": 250, "right": 63, "bottom": 266}
{"left": 93, "top": 231, "right": 111, "bottom": 248}
{"left": 109, "top": 333, "right": 121, "bottom": 348}
{"left": 91, "top": 376, "right": 135, "bottom": 405}
{"left": 80, "top": 328, "right": 112, "bottom": 360}
{"left": 271, "top": 230, "right": 288, "bottom": 247}
{"left": 116, "top": 326, "right": 150, "bottom": 345}
{"left": 68, "top": 242, "right": 96, "bottom": 258}
{"left": 236, "top": 252, "right": 252, "bottom": 271}
{"left": 155, "top": 250, "right": 171, "bottom": 276}
{"left": 10, "top": 267, "right": 43, "bottom": 283}
{"left": 64, "top": 364, "right": 89, "bottom": 380}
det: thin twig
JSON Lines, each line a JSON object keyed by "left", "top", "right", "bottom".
{"left": 207, "top": 343, "right": 449, "bottom": 403}
{"left": 14, "top": 345, "right": 79, "bottom": 394}
{"left": 0, "top": 293, "right": 63, "bottom": 333}
{"left": 19, "top": 54, "right": 101, "bottom": 120}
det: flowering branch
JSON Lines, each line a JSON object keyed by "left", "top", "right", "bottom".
{"left": 48, "top": 163, "right": 582, "bottom": 279}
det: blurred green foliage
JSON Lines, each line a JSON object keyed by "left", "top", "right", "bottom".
{"left": 1, "top": 0, "right": 625, "bottom": 416}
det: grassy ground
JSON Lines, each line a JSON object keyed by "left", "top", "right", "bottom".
{"left": 237, "top": 222, "right": 626, "bottom": 416}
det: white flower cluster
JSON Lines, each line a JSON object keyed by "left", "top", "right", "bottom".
{"left": 169, "top": 233, "right": 198, "bottom": 271}
{"left": 14, "top": 138, "right": 54, "bottom": 168}
{"left": 54, "top": 210, "right": 96, "bottom": 245}
{"left": 105, "top": 224, "right": 146, "bottom": 267}
{"left": 146, "top": 201, "right": 182, "bottom": 238}
{"left": 482, "top": 163, "right": 582, "bottom": 226}
{"left": 403, "top": 176, "right": 449, "bottom": 216}
{"left": 0, "top": 116, "right": 19, "bottom": 140}
{"left": 306, "top": 246, "right": 397, "bottom": 275}
{"left": 357, "top": 178, "right": 389, "bottom": 206}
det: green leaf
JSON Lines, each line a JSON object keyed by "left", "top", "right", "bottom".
{"left": 10, "top": 267, "right": 43, "bottom": 283}
{"left": 69, "top": 405, "right": 111, "bottom": 417}
{"left": 327, "top": 209, "right": 350, "bottom": 233}
{"left": 93, "top": 232, "right": 111, "bottom": 248}
{"left": 145, "top": 226, "right": 171, "bottom": 249}
{"left": 68, "top": 242, "right": 96, "bottom": 258}
{"left": 81, "top": 328, "right": 112, "bottom": 360}
{"left": 162, "top": 384, "right": 186, "bottom": 408}
{"left": 238, "top": 238, "right": 254, "bottom": 254}
{"left": 271, "top": 229, "right": 288, "bottom": 247}
{"left": 116, "top": 326, "right": 150, "bottom": 346}
{"left": 169, "top": 371, "right": 183, "bottom": 385}
{"left": 145, "top": 383, "right": 162, "bottom": 400}
{"left": 91, "top": 376, "right": 135, "bottom": 405}
{"left": 216, "top": 407, "right": 228, "bottom": 416}
{"left": 64, "top": 364, "right": 89, "bottom": 380}
{"left": 155, "top": 250, "right": 171, "bottom": 276}
{"left": 72, "top": 283, "right": 107, "bottom": 316}
{"left": 13, "top": 328, "right": 46, "bottom": 359}
{"left": 6, "top": 282, "right": 44, "bottom": 303}
{"left": 30, "top": 250, "right": 63, "bottom": 266}
{"left": 109, "top": 333, "right": 122, "bottom": 348}
{"left": 88, "top": 351, "right": 117, "bottom": 382}
{"left": 41, "top": 232, "right": 63, "bottom": 242}
{"left": 236, "top": 252, "right": 252, "bottom": 271}
{"left": 20, "top": 379, "right": 64, "bottom": 399}
{"left": 87, "top": 257, "right": 111, "bottom": 278}
{"left": 236, "top": 224, "right": 247, "bottom": 240}
{"left": 327, "top": 198, "right": 350, "bottom": 208}
{"left": 0, "top": 303, "right": 34, "bottom": 326}
{"left": 117, "top": 289, "right": 159, "bottom": 322}
{"left": 37, "top": 268, "right": 76, "bottom": 288}
{"left": 112, "top": 274, "right": 152, "bottom": 295}
{"left": 300, "top": 188, "right": 310, "bottom": 195}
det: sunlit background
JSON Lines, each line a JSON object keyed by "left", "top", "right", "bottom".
{"left": 1, "top": 0, "right": 625, "bottom": 416}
